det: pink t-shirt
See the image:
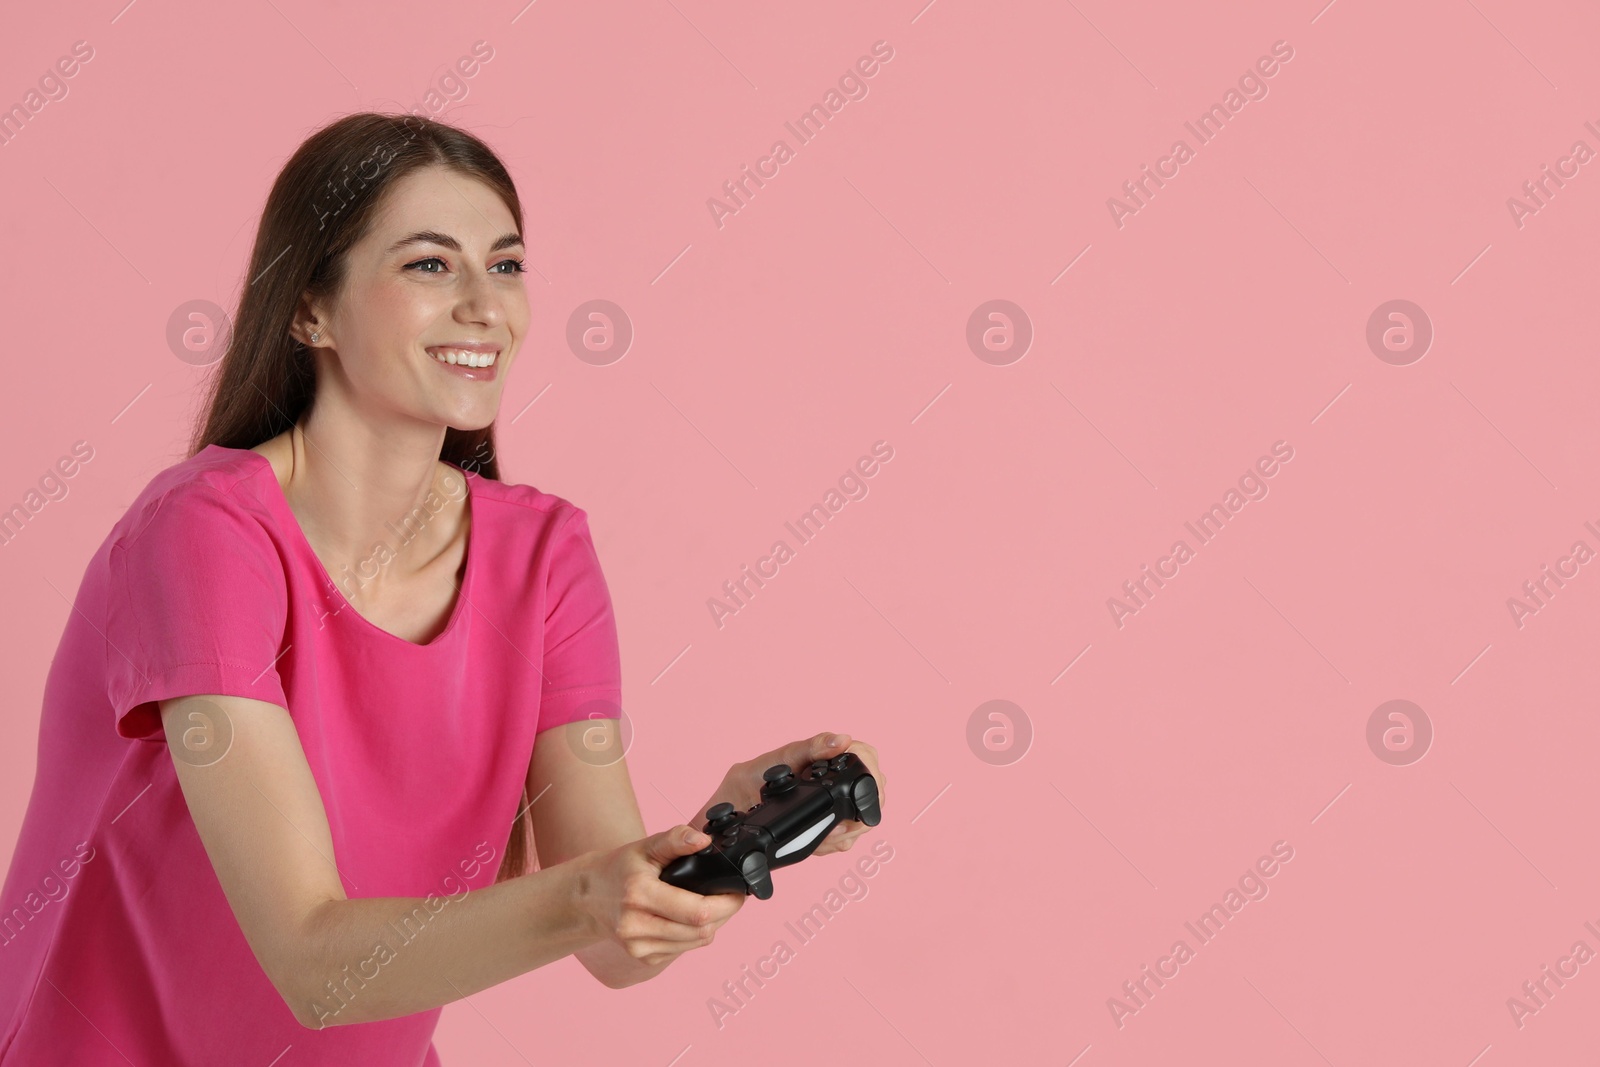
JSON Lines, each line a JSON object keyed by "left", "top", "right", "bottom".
{"left": 0, "top": 444, "right": 623, "bottom": 1065}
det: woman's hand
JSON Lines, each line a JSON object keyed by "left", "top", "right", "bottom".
{"left": 696, "top": 732, "right": 885, "bottom": 857}
{"left": 573, "top": 824, "right": 745, "bottom": 969}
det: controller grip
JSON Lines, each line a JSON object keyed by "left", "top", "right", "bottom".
{"left": 659, "top": 852, "right": 714, "bottom": 894}
{"left": 741, "top": 851, "right": 773, "bottom": 899}
{"left": 659, "top": 847, "right": 773, "bottom": 899}
{"left": 851, "top": 774, "right": 882, "bottom": 826}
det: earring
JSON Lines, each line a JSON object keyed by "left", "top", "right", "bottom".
{"left": 310, "top": 330, "right": 320, "bottom": 343}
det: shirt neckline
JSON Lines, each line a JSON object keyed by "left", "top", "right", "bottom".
{"left": 211, "top": 444, "right": 477, "bottom": 649}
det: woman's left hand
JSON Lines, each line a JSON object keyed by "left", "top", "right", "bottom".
{"left": 694, "top": 732, "right": 884, "bottom": 856}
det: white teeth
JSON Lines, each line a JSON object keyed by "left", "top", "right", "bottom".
{"left": 429, "top": 348, "right": 498, "bottom": 368}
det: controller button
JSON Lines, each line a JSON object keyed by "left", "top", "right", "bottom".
{"left": 707, "top": 802, "right": 739, "bottom": 832}
{"left": 829, "top": 754, "right": 852, "bottom": 771}
{"left": 762, "top": 764, "right": 798, "bottom": 796}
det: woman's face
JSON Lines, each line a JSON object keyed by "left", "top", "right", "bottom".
{"left": 307, "top": 164, "right": 529, "bottom": 433}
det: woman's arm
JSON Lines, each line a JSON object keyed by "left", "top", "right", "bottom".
{"left": 525, "top": 719, "right": 744, "bottom": 989}
{"left": 160, "top": 694, "right": 602, "bottom": 1028}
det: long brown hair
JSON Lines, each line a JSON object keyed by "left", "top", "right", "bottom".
{"left": 190, "top": 111, "right": 535, "bottom": 883}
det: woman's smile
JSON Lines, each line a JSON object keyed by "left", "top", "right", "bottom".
{"left": 426, "top": 342, "right": 502, "bottom": 381}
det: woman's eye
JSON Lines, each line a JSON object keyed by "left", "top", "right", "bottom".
{"left": 408, "top": 257, "right": 447, "bottom": 273}
{"left": 494, "top": 259, "right": 528, "bottom": 275}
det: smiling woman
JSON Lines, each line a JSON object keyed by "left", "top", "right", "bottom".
{"left": 0, "top": 113, "right": 818, "bottom": 1067}
{"left": 0, "top": 111, "right": 884, "bottom": 1066}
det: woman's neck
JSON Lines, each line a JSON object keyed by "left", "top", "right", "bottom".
{"left": 254, "top": 419, "right": 469, "bottom": 582}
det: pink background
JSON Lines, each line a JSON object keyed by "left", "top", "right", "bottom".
{"left": 3, "top": 1, "right": 1598, "bottom": 1063}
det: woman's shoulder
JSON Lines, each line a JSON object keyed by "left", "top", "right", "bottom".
{"left": 464, "top": 471, "right": 599, "bottom": 553}
{"left": 112, "top": 444, "right": 278, "bottom": 549}
{"left": 466, "top": 470, "right": 584, "bottom": 522}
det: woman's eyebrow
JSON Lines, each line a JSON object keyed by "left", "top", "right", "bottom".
{"left": 385, "top": 230, "right": 525, "bottom": 255}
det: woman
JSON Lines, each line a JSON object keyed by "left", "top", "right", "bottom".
{"left": 0, "top": 112, "right": 884, "bottom": 1064}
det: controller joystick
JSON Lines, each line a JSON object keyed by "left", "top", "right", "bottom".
{"left": 761, "top": 764, "right": 797, "bottom": 797}
{"left": 660, "top": 751, "right": 881, "bottom": 899}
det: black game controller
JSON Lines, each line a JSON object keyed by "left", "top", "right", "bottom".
{"left": 660, "top": 751, "right": 881, "bottom": 900}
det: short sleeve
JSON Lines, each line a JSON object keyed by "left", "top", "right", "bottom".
{"left": 536, "top": 507, "right": 623, "bottom": 733}
{"left": 105, "top": 484, "right": 290, "bottom": 740}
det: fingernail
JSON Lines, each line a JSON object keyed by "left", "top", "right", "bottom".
{"left": 825, "top": 734, "right": 843, "bottom": 747}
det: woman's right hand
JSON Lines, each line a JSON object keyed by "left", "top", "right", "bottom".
{"left": 573, "top": 824, "right": 746, "bottom": 968}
